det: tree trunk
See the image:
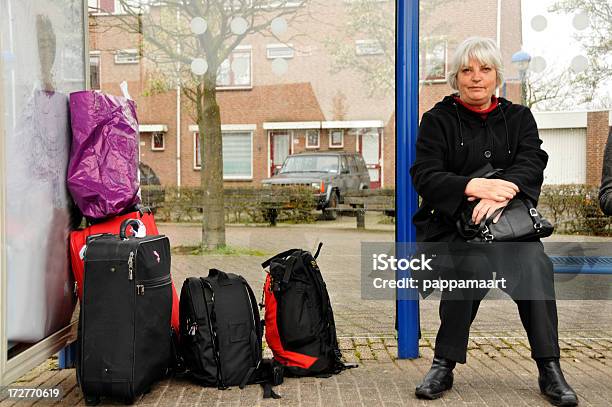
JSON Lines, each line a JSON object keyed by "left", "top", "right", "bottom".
{"left": 198, "top": 73, "right": 225, "bottom": 249}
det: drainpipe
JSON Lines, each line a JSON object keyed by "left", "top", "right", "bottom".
{"left": 496, "top": 0, "right": 502, "bottom": 97}
{"left": 176, "top": 84, "right": 181, "bottom": 187}
{"left": 176, "top": 8, "right": 181, "bottom": 187}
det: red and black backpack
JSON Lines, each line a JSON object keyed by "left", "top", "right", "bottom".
{"left": 261, "top": 243, "right": 356, "bottom": 376}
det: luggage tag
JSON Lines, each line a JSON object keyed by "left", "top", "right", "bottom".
{"left": 133, "top": 219, "right": 147, "bottom": 237}
{"left": 123, "top": 219, "right": 147, "bottom": 238}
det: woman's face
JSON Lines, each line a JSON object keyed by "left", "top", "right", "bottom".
{"left": 457, "top": 58, "right": 497, "bottom": 108}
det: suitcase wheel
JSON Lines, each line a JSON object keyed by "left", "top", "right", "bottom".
{"left": 84, "top": 395, "right": 100, "bottom": 406}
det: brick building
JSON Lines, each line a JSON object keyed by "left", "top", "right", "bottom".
{"left": 88, "top": 0, "right": 525, "bottom": 189}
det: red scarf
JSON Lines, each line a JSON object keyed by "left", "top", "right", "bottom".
{"left": 454, "top": 95, "right": 498, "bottom": 120}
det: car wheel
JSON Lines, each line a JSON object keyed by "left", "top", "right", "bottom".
{"left": 323, "top": 191, "right": 339, "bottom": 220}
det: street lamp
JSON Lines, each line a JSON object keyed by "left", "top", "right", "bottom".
{"left": 511, "top": 50, "right": 531, "bottom": 106}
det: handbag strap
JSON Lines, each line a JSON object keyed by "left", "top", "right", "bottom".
{"left": 482, "top": 169, "right": 503, "bottom": 179}
{"left": 523, "top": 199, "right": 545, "bottom": 231}
{"left": 473, "top": 206, "right": 504, "bottom": 241}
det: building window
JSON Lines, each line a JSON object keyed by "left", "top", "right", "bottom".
{"left": 194, "top": 132, "right": 253, "bottom": 179}
{"left": 90, "top": 52, "right": 101, "bottom": 90}
{"left": 151, "top": 132, "right": 165, "bottom": 151}
{"left": 217, "top": 47, "right": 251, "bottom": 88}
{"left": 223, "top": 132, "right": 253, "bottom": 179}
{"left": 355, "top": 40, "right": 384, "bottom": 56}
{"left": 267, "top": 44, "right": 294, "bottom": 59}
{"left": 329, "top": 130, "right": 344, "bottom": 148}
{"left": 115, "top": 49, "right": 140, "bottom": 64}
{"left": 194, "top": 133, "right": 201, "bottom": 168}
{"left": 306, "top": 130, "right": 320, "bottom": 148}
{"left": 88, "top": 0, "right": 116, "bottom": 13}
{"left": 421, "top": 38, "right": 447, "bottom": 80}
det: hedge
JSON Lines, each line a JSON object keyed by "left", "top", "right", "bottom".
{"left": 141, "top": 185, "right": 317, "bottom": 224}
{"left": 140, "top": 184, "right": 611, "bottom": 235}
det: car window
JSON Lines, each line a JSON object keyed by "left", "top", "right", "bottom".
{"left": 340, "top": 156, "right": 349, "bottom": 173}
{"left": 347, "top": 155, "right": 357, "bottom": 173}
{"left": 280, "top": 155, "right": 339, "bottom": 173}
{"left": 139, "top": 163, "right": 160, "bottom": 185}
{"left": 356, "top": 155, "right": 367, "bottom": 173}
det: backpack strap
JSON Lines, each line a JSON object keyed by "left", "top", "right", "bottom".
{"left": 313, "top": 242, "right": 323, "bottom": 259}
{"left": 239, "top": 366, "right": 257, "bottom": 389}
{"left": 282, "top": 255, "right": 298, "bottom": 284}
{"left": 261, "top": 248, "right": 300, "bottom": 269}
{"left": 239, "top": 276, "right": 263, "bottom": 372}
{"left": 307, "top": 254, "right": 358, "bottom": 374}
{"left": 239, "top": 359, "right": 283, "bottom": 399}
{"left": 198, "top": 278, "right": 227, "bottom": 389}
{"left": 262, "top": 383, "right": 282, "bottom": 399}
{"left": 268, "top": 253, "right": 300, "bottom": 292}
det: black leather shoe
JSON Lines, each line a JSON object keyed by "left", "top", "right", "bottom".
{"left": 415, "top": 357, "right": 455, "bottom": 400}
{"left": 537, "top": 359, "right": 578, "bottom": 406}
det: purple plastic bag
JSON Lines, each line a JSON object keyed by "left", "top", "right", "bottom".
{"left": 67, "top": 91, "right": 141, "bottom": 220}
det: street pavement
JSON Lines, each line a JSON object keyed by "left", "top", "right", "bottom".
{"left": 4, "top": 216, "right": 611, "bottom": 406}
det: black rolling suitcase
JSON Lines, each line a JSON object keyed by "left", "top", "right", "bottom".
{"left": 77, "top": 219, "right": 173, "bottom": 405}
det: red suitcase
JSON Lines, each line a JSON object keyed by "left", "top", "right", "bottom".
{"left": 70, "top": 210, "right": 179, "bottom": 333}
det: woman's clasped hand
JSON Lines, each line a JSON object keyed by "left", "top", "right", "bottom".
{"left": 465, "top": 178, "right": 519, "bottom": 224}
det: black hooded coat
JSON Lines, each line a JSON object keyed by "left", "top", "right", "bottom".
{"left": 410, "top": 95, "right": 549, "bottom": 242}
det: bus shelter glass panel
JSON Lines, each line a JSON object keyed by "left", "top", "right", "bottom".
{"left": 418, "top": 0, "right": 612, "bottom": 332}
{"left": 88, "top": 0, "right": 396, "bottom": 337}
{"left": 1, "top": 0, "right": 86, "bottom": 359}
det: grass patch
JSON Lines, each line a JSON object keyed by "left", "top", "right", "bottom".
{"left": 172, "top": 245, "right": 269, "bottom": 257}
{"left": 377, "top": 216, "right": 395, "bottom": 225}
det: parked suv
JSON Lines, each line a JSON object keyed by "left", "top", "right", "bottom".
{"left": 261, "top": 152, "right": 371, "bottom": 219}
{"left": 139, "top": 162, "right": 164, "bottom": 211}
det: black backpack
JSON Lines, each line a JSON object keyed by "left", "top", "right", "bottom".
{"left": 179, "top": 269, "right": 282, "bottom": 396}
{"left": 261, "top": 243, "right": 357, "bottom": 376}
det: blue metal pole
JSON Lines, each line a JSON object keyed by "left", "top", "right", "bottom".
{"left": 396, "top": 0, "right": 420, "bottom": 359}
{"left": 58, "top": 342, "right": 77, "bottom": 369}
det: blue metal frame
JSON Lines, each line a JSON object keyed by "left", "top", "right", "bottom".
{"left": 58, "top": 342, "right": 77, "bottom": 369}
{"left": 396, "top": 0, "right": 420, "bottom": 359}
{"left": 551, "top": 256, "right": 612, "bottom": 274}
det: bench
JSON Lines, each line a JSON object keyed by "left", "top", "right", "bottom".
{"left": 550, "top": 256, "right": 612, "bottom": 274}
{"left": 327, "top": 189, "right": 395, "bottom": 229}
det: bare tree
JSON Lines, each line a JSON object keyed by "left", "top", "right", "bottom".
{"left": 524, "top": 69, "right": 574, "bottom": 110}
{"left": 549, "top": 0, "right": 612, "bottom": 108}
{"left": 324, "top": 0, "right": 455, "bottom": 97}
{"left": 324, "top": 0, "right": 395, "bottom": 97}
{"left": 93, "top": 0, "right": 311, "bottom": 249}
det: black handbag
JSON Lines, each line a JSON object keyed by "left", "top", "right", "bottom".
{"left": 456, "top": 165, "right": 554, "bottom": 242}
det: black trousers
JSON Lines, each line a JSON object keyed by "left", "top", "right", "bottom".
{"left": 432, "top": 241, "right": 561, "bottom": 364}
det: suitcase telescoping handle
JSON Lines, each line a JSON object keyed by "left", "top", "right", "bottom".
{"left": 119, "top": 218, "right": 141, "bottom": 240}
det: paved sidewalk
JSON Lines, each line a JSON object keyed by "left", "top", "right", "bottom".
{"left": 4, "top": 219, "right": 611, "bottom": 406}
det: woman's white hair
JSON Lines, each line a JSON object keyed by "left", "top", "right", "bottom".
{"left": 447, "top": 37, "right": 505, "bottom": 90}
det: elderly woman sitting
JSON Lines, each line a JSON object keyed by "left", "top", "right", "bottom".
{"left": 410, "top": 37, "right": 578, "bottom": 406}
